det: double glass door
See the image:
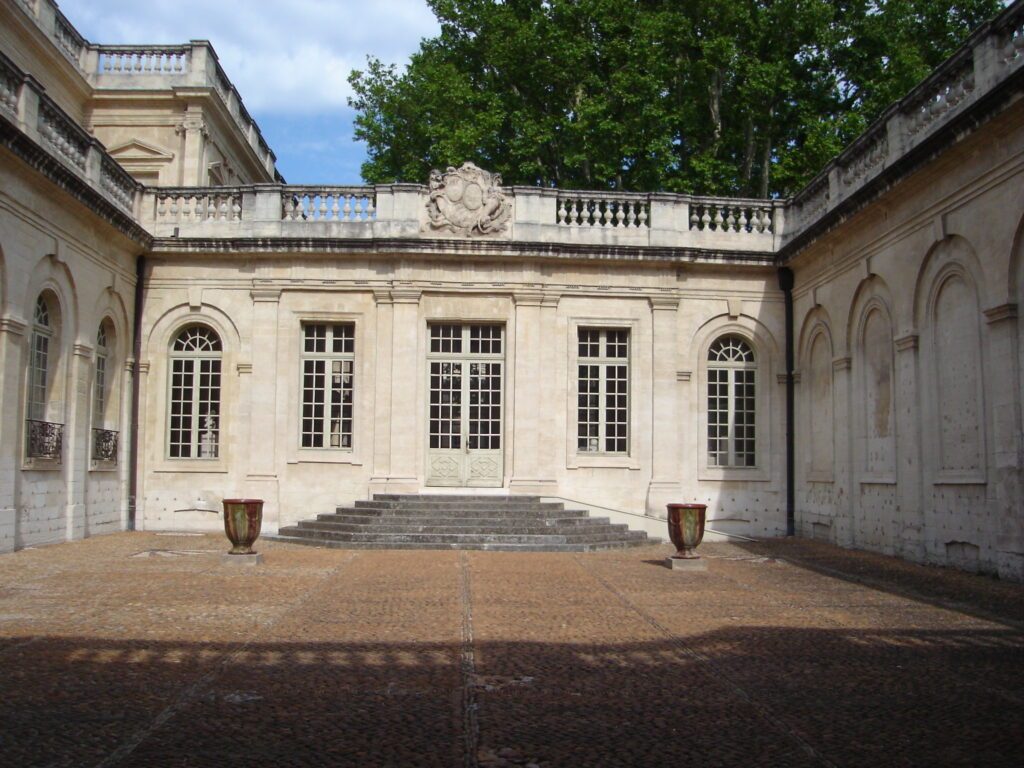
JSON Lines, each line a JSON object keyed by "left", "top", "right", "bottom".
{"left": 426, "top": 324, "right": 503, "bottom": 486}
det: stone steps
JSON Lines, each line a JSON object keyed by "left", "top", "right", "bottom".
{"left": 315, "top": 515, "right": 611, "bottom": 529}
{"left": 267, "top": 493, "right": 655, "bottom": 552}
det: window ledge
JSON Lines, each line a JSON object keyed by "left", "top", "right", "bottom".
{"left": 933, "top": 471, "right": 986, "bottom": 485}
{"left": 89, "top": 460, "right": 118, "bottom": 472}
{"left": 22, "top": 457, "right": 62, "bottom": 471}
{"left": 154, "top": 460, "right": 228, "bottom": 474}
{"left": 698, "top": 466, "right": 770, "bottom": 482}
{"left": 289, "top": 450, "right": 362, "bottom": 466}
{"left": 567, "top": 454, "right": 641, "bottom": 470}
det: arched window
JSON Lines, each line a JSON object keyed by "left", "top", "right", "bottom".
{"left": 28, "top": 296, "right": 52, "bottom": 421}
{"left": 92, "top": 320, "right": 118, "bottom": 462}
{"left": 26, "top": 293, "right": 62, "bottom": 460}
{"left": 168, "top": 325, "right": 222, "bottom": 459}
{"left": 707, "top": 335, "right": 756, "bottom": 467}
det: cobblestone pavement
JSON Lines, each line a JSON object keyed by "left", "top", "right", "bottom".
{"left": 1, "top": 534, "right": 1022, "bottom": 767}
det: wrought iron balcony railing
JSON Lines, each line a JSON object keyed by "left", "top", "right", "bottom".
{"left": 92, "top": 428, "right": 118, "bottom": 462}
{"left": 26, "top": 419, "right": 63, "bottom": 460}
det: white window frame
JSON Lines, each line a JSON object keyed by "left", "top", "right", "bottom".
{"left": 576, "top": 327, "right": 630, "bottom": 455}
{"left": 28, "top": 296, "right": 52, "bottom": 422}
{"left": 300, "top": 323, "right": 355, "bottom": 451}
{"left": 566, "top": 318, "right": 640, "bottom": 470}
{"left": 93, "top": 323, "right": 109, "bottom": 429}
{"left": 167, "top": 325, "right": 222, "bottom": 460}
{"left": 706, "top": 335, "right": 757, "bottom": 468}
{"left": 698, "top": 330, "right": 771, "bottom": 482}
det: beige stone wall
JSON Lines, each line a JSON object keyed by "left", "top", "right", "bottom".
{"left": 791, "top": 101, "right": 1024, "bottom": 579}
{"left": 0, "top": 152, "right": 138, "bottom": 552}
{"left": 136, "top": 254, "right": 788, "bottom": 538}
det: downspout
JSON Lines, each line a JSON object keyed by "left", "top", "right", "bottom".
{"left": 777, "top": 267, "right": 795, "bottom": 536}
{"left": 128, "top": 254, "right": 146, "bottom": 530}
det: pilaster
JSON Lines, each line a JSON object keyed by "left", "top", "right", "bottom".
{"left": 134, "top": 360, "right": 150, "bottom": 530}
{"left": 386, "top": 288, "right": 421, "bottom": 492}
{"left": 368, "top": 289, "right": 394, "bottom": 496}
{"left": 646, "top": 296, "right": 681, "bottom": 516}
{"left": 64, "top": 343, "right": 92, "bottom": 541}
{"left": 893, "top": 333, "right": 924, "bottom": 561}
{"left": 0, "top": 317, "right": 26, "bottom": 552}
{"left": 982, "top": 304, "right": 1024, "bottom": 580}
{"left": 509, "top": 291, "right": 548, "bottom": 493}
{"left": 245, "top": 287, "right": 281, "bottom": 530}
{"left": 832, "top": 356, "right": 854, "bottom": 547}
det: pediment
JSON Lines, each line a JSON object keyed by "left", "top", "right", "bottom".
{"left": 107, "top": 139, "right": 175, "bottom": 162}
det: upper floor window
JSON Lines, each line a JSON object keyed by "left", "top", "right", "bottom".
{"left": 28, "top": 296, "right": 52, "bottom": 422}
{"left": 94, "top": 323, "right": 109, "bottom": 427}
{"left": 707, "top": 335, "right": 756, "bottom": 467}
{"left": 168, "top": 325, "right": 222, "bottom": 459}
{"left": 300, "top": 324, "right": 354, "bottom": 449}
{"left": 577, "top": 328, "right": 629, "bottom": 454}
{"left": 25, "top": 293, "right": 64, "bottom": 461}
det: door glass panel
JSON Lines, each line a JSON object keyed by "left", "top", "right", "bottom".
{"left": 469, "top": 361, "right": 502, "bottom": 450}
{"left": 429, "top": 360, "right": 462, "bottom": 449}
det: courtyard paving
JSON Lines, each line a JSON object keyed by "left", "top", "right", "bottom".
{"left": 0, "top": 533, "right": 1022, "bottom": 768}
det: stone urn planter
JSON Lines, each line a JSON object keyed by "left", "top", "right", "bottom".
{"left": 222, "top": 498, "right": 263, "bottom": 555}
{"left": 666, "top": 503, "right": 707, "bottom": 559}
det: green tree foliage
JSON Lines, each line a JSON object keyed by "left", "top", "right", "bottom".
{"left": 348, "top": 0, "right": 1000, "bottom": 197}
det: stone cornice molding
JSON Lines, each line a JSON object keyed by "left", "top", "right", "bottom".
{"left": 372, "top": 289, "right": 394, "bottom": 305}
{"left": 72, "top": 343, "right": 93, "bottom": 358}
{"left": 540, "top": 294, "right": 561, "bottom": 309}
{"left": 983, "top": 303, "right": 1018, "bottom": 324}
{"left": 648, "top": 296, "right": 680, "bottom": 311}
{"left": 147, "top": 237, "right": 776, "bottom": 268}
{"left": 236, "top": 362, "right": 253, "bottom": 375}
{"left": 894, "top": 333, "right": 919, "bottom": 352}
{"left": 0, "top": 317, "right": 27, "bottom": 337}
{"left": 137, "top": 360, "right": 151, "bottom": 375}
{"left": 0, "top": 115, "right": 151, "bottom": 248}
{"left": 676, "top": 370, "right": 692, "bottom": 382}
{"left": 833, "top": 356, "right": 852, "bottom": 372}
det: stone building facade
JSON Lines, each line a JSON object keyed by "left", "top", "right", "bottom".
{"left": 1, "top": 0, "right": 1022, "bottom": 579}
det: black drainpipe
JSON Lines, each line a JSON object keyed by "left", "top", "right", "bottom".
{"left": 128, "top": 254, "right": 146, "bottom": 531}
{"left": 777, "top": 267, "right": 795, "bottom": 536}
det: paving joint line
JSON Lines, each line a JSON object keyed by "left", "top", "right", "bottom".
{"left": 459, "top": 551, "right": 480, "bottom": 768}
{"left": 92, "top": 551, "right": 361, "bottom": 768}
{"left": 572, "top": 553, "right": 839, "bottom": 768}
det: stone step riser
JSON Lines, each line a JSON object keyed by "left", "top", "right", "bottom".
{"left": 353, "top": 502, "right": 565, "bottom": 512}
{"left": 322, "top": 514, "right": 606, "bottom": 527}
{"left": 266, "top": 535, "right": 649, "bottom": 553}
{"left": 278, "top": 528, "right": 646, "bottom": 545}
{"left": 370, "top": 494, "right": 542, "bottom": 503}
{"left": 298, "top": 522, "right": 627, "bottom": 536}
{"left": 335, "top": 508, "right": 589, "bottom": 519}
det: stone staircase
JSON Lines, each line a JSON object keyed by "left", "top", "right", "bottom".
{"left": 269, "top": 494, "right": 656, "bottom": 552}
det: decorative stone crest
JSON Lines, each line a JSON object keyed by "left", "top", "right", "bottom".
{"left": 425, "top": 162, "right": 511, "bottom": 237}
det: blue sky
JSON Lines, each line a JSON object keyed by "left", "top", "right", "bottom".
{"left": 60, "top": 0, "right": 440, "bottom": 183}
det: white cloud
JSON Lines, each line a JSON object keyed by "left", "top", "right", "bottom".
{"left": 58, "top": 0, "right": 439, "bottom": 113}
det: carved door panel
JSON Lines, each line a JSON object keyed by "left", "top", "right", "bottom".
{"left": 426, "top": 325, "right": 503, "bottom": 487}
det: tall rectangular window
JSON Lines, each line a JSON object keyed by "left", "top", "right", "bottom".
{"left": 577, "top": 328, "right": 629, "bottom": 454}
{"left": 301, "top": 324, "right": 354, "bottom": 449}
{"left": 168, "top": 325, "right": 222, "bottom": 459}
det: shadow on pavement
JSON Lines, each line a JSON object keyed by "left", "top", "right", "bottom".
{"left": 3, "top": 626, "right": 1023, "bottom": 767}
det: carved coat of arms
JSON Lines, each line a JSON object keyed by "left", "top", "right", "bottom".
{"left": 425, "top": 162, "right": 511, "bottom": 236}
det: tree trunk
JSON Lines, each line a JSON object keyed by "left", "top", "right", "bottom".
{"left": 759, "top": 134, "right": 772, "bottom": 199}
{"left": 742, "top": 117, "right": 755, "bottom": 191}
